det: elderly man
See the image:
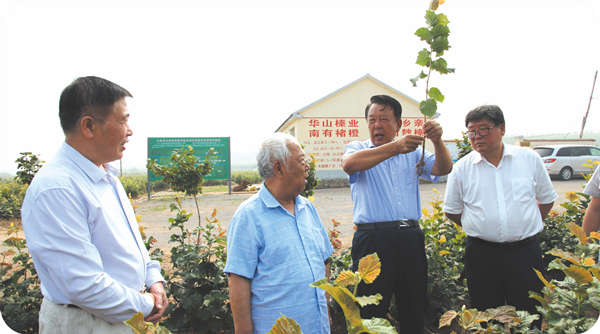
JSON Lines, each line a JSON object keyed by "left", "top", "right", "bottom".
{"left": 225, "top": 133, "right": 333, "bottom": 334}
{"left": 342, "top": 94, "right": 452, "bottom": 334}
{"left": 443, "top": 105, "right": 556, "bottom": 325}
{"left": 22, "top": 76, "right": 167, "bottom": 333}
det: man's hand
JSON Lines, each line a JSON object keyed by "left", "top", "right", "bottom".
{"left": 423, "top": 120, "right": 443, "bottom": 143}
{"left": 394, "top": 135, "right": 425, "bottom": 154}
{"left": 144, "top": 282, "right": 168, "bottom": 323}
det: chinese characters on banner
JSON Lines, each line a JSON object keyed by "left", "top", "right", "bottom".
{"left": 301, "top": 117, "right": 424, "bottom": 170}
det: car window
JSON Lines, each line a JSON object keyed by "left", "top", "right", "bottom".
{"left": 556, "top": 147, "right": 572, "bottom": 157}
{"left": 533, "top": 147, "right": 554, "bottom": 157}
{"left": 573, "top": 147, "right": 591, "bottom": 156}
{"left": 590, "top": 148, "right": 600, "bottom": 156}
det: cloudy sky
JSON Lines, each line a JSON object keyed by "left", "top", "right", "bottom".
{"left": 1, "top": 0, "right": 599, "bottom": 174}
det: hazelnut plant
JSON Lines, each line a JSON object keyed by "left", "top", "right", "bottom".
{"left": 410, "top": 0, "right": 454, "bottom": 175}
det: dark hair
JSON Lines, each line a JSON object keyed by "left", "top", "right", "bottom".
{"left": 465, "top": 105, "right": 505, "bottom": 127}
{"left": 59, "top": 76, "right": 132, "bottom": 133}
{"left": 364, "top": 95, "right": 402, "bottom": 121}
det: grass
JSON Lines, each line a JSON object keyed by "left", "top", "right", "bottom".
{"left": 202, "top": 185, "right": 230, "bottom": 193}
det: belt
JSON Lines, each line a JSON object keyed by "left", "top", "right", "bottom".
{"left": 468, "top": 234, "right": 538, "bottom": 248}
{"left": 355, "top": 220, "right": 419, "bottom": 230}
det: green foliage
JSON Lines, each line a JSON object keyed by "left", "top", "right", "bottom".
{"left": 410, "top": 3, "right": 455, "bottom": 118}
{"left": 300, "top": 152, "right": 319, "bottom": 198}
{"left": 456, "top": 131, "right": 473, "bottom": 160}
{"left": 530, "top": 224, "right": 600, "bottom": 334}
{"left": 0, "top": 223, "right": 42, "bottom": 334}
{"left": 120, "top": 175, "right": 148, "bottom": 199}
{"left": 15, "top": 152, "right": 43, "bottom": 185}
{"left": 147, "top": 146, "right": 214, "bottom": 198}
{"left": 163, "top": 200, "right": 232, "bottom": 333}
{"left": 439, "top": 305, "right": 540, "bottom": 334}
{"left": 231, "top": 170, "right": 261, "bottom": 186}
{"left": 419, "top": 191, "right": 468, "bottom": 328}
{"left": 0, "top": 180, "right": 27, "bottom": 220}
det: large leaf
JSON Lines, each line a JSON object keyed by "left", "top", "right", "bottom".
{"left": 267, "top": 315, "right": 303, "bottom": 334}
{"left": 362, "top": 318, "right": 398, "bottom": 334}
{"left": 310, "top": 279, "right": 373, "bottom": 333}
{"left": 358, "top": 253, "right": 381, "bottom": 284}
{"left": 564, "top": 265, "right": 593, "bottom": 284}
{"left": 568, "top": 222, "right": 588, "bottom": 244}
{"left": 439, "top": 310, "right": 458, "bottom": 328}
{"left": 533, "top": 268, "right": 555, "bottom": 290}
{"left": 428, "top": 87, "right": 445, "bottom": 102}
{"left": 548, "top": 249, "right": 581, "bottom": 265}
{"left": 415, "top": 27, "right": 432, "bottom": 42}
{"left": 355, "top": 293, "right": 383, "bottom": 307}
{"left": 425, "top": 10, "right": 438, "bottom": 26}
{"left": 485, "top": 305, "right": 518, "bottom": 324}
{"left": 416, "top": 49, "right": 431, "bottom": 66}
{"left": 419, "top": 99, "right": 438, "bottom": 117}
{"left": 124, "top": 312, "right": 172, "bottom": 334}
{"left": 335, "top": 271, "right": 360, "bottom": 287}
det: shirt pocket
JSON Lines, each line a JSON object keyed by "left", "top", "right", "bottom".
{"left": 511, "top": 177, "right": 535, "bottom": 203}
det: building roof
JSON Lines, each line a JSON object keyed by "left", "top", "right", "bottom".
{"left": 275, "top": 73, "right": 419, "bottom": 132}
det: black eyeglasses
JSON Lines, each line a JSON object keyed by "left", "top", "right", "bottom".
{"left": 467, "top": 126, "right": 496, "bottom": 138}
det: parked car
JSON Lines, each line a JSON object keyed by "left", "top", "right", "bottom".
{"left": 533, "top": 144, "right": 600, "bottom": 180}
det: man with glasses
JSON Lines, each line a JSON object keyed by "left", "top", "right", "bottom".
{"left": 443, "top": 105, "right": 556, "bottom": 325}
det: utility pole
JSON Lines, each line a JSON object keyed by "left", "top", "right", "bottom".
{"left": 580, "top": 70, "right": 598, "bottom": 139}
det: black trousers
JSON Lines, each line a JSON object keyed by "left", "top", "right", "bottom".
{"left": 351, "top": 226, "right": 426, "bottom": 334}
{"left": 464, "top": 236, "right": 543, "bottom": 327}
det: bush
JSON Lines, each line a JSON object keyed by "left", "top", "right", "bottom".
{"left": 0, "top": 180, "right": 27, "bottom": 220}
{"left": 120, "top": 175, "right": 147, "bottom": 199}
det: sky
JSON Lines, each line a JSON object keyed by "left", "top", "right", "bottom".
{"left": 0, "top": 0, "right": 599, "bottom": 174}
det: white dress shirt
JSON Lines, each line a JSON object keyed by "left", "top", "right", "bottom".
{"left": 22, "top": 142, "right": 163, "bottom": 323}
{"left": 443, "top": 145, "right": 557, "bottom": 243}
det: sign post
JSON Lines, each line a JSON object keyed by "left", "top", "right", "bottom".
{"left": 147, "top": 137, "right": 231, "bottom": 199}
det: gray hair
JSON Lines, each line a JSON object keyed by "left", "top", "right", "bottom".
{"left": 257, "top": 133, "right": 300, "bottom": 180}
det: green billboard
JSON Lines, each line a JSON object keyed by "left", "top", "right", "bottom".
{"left": 147, "top": 137, "right": 231, "bottom": 182}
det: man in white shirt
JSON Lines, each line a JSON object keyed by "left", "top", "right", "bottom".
{"left": 443, "top": 105, "right": 556, "bottom": 324}
{"left": 21, "top": 76, "right": 167, "bottom": 333}
{"left": 583, "top": 167, "right": 600, "bottom": 235}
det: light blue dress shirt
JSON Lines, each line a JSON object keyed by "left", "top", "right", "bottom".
{"left": 21, "top": 142, "right": 163, "bottom": 323}
{"left": 224, "top": 185, "right": 333, "bottom": 334}
{"left": 344, "top": 139, "right": 438, "bottom": 223}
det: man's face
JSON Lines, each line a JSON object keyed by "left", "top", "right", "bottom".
{"left": 282, "top": 142, "right": 309, "bottom": 196}
{"left": 467, "top": 118, "right": 505, "bottom": 156}
{"left": 367, "top": 103, "right": 401, "bottom": 147}
{"left": 93, "top": 98, "right": 133, "bottom": 165}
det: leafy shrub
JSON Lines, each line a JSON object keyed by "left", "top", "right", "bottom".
{"left": 15, "top": 152, "right": 43, "bottom": 185}
{"left": 300, "top": 153, "right": 318, "bottom": 198}
{"left": 0, "top": 180, "right": 27, "bottom": 220}
{"left": 120, "top": 175, "right": 148, "bottom": 199}
{"left": 163, "top": 200, "right": 232, "bottom": 333}
{"left": 0, "top": 223, "right": 42, "bottom": 334}
{"left": 420, "top": 191, "right": 468, "bottom": 328}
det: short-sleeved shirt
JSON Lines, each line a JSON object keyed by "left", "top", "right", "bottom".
{"left": 443, "top": 145, "right": 557, "bottom": 243}
{"left": 343, "top": 139, "right": 438, "bottom": 223}
{"left": 584, "top": 167, "right": 600, "bottom": 198}
{"left": 224, "top": 185, "right": 333, "bottom": 334}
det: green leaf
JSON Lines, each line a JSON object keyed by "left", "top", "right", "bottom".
{"left": 425, "top": 10, "right": 438, "bottom": 26}
{"left": 428, "top": 87, "right": 445, "bottom": 102}
{"left": 416, "top": 49, "right": 431, "bottom": 66}
{"left": 267, "top": 315, "right": 303, "bottom": 334}
{"left": 355, "top": 293, "right": 383, "bottom": 307}
{"left": 415, "top": 27, "right": 432, "bottom": 42}
{"left": 436, "top": 13, "right": 449, "bottom": 26}
{"left": 362, "top": 318, "right": 398, "bottom": 334}
{"left": 431, "top": 24, "right": 450, "bottom": 38}
{"left": 431, "top": 36, "right": 450, "bottom": 54}
{"left": 409, "top": 71, "right": 428, "bottom": 87}
{"left": 419, "top": 99, "right": 437, "bottom": 117}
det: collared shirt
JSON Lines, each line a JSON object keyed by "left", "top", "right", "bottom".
{"left": 584, "top": 167, "right": 600, "bottom": 198}
{"left": 443, "top": 145, "right": 557, "bottom": 243}
{"left": 224, "top": 185, "right": 333, "bottom": 334}
{"left": 344, "top": 139, "right": 438, "bottom": 223}
{"left": 21, "top": 142, "right": 163, "bottom": 323}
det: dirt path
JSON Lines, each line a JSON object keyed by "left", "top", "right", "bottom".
{"left": 135, "top": 179, "right": 588, "bottom": 251}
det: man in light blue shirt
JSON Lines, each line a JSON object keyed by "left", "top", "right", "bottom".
{"left": 21, "top": 76, "right": 167, "bottom": 333}
{"left": 342, "top": 95, "right": 452, "bottom": 334}
{"left": 225, "top": 133, "right": 334, "bottom": 334}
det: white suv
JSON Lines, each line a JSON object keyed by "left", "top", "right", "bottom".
{"left": 533, "top": 145, "right": 600, "bottom": 180}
